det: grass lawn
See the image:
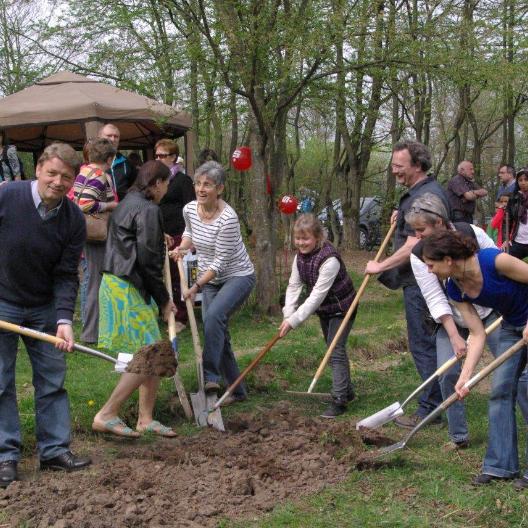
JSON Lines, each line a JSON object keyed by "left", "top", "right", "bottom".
{"left": 9, "top": 266, "right": 528, "bottom": 527}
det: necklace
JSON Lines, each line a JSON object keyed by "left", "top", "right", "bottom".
{"left": 199, "top": 203, "right": 218, "bottom": 220}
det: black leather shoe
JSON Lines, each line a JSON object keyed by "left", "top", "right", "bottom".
{"left": 40, "top": 451, "right": 92, "bottom": 472}
{"left": 0, "top": 460, "right": 18, "bottom": 488}
{"left": 472, "top": 473, "right": 509, "bottom": 486}
{"left": 513, "top": 477, "right": 528, "bottom": 490}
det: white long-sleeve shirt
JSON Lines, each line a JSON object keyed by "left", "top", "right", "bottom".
{"left": 411, "top": 224, "right": 496, "bottom": 327}
{"left": 282, "top": 255, "right": 340, "bottom": 328}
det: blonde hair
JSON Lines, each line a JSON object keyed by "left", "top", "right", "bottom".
{"left": 293, "top": 214, "right": 327, "bottom": 245}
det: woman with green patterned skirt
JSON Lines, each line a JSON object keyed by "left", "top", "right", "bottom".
{"left": 92, "top": 161, "right": 177, "bottom": 438}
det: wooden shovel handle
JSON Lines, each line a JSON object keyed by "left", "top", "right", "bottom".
{"left": 215, "top": 333, "right": 281, "bottom": 408}
{"left": 0, "top": 319, "right": 65, "bottom": 346}
{"left": 176, "top": 258, "right": 205, "bottom": 390}
{"left": 307, "top": 221, "right": 397, "bottom": 393}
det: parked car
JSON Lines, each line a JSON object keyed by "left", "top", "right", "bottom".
{"left": 318, "top": 197, "right": 382, "bottom": 249}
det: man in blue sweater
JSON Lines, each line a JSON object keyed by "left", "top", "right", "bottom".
{"left": 0, "top": 143, "right": 91, "bottom": 488}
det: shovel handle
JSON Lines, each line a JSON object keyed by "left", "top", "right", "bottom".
{"left": 306, "top": 222, "right": 397, "bottom": 393}
{"left": 215, "top": 333, "right": 281, "bottom": 409}
{"left": 0, "top": 320, "right": 116, "bottom": 364}
{"left": 176, "top": 258, "right": 205, "bottom": 391}
{"left": 400, "top": 315, "right": 503, "bottom": 408}
{"left": 163, "top": 249, "right": 193, "bottom": 420}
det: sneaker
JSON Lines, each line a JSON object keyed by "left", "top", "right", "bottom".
{"left": 472, "top": 473, "right": 510, "bottom": 486}
{"left": 443, "top": 440, "right": 469, "bottom": 452}
{"left": 513, "top": 477, "right": 528, "bottom": 490}
{"left": 204, "top": 381, "right": 221, "bottom": 394}
{"left": 393, "top": 413, "right": 442, "bottom": 429}
{"left": 320, "top": 402, "right": 347, "bottom": 419}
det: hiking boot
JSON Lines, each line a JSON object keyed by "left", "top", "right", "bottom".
{"left": 513, "top": 477, "right": 528, "bottom": 490}
{"left": 443, "top": 440, "right": 469, "bottom": 452}
{"left": 320, "top": 402, "right": 347, "bottom": 419}
{"left": 346, "top": 388, "right": 356, "bottom": 402}
{"left": 204, "top": 381, "right": 221, "bottom": 394}
{"left": 472, "top": 473, "right": 510, "bottom": 486}
{"left": 223, "top": 394, "right": 247, "bottom": 406}
{"left": 393, "top": 413, "right": 442, "bottom": 429}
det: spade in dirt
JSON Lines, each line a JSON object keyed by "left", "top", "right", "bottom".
{"left": 177, "top": 258, "right": 224, "bottom": 431}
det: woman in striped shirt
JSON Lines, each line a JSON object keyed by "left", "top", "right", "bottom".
{"left": 73, "top": 138, "right": 118, "bottom": 343}
{"left": 171, "top": 161, "right": 255, "bottom": 405}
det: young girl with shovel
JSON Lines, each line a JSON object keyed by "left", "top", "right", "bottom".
{"left": 279, "top": 214, "right": 357, "bottom": 418}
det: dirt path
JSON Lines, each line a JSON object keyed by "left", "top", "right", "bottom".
{"left": 1, "top": 403, "right": 393, "bottom": 528}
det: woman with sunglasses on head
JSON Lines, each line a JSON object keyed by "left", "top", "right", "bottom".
{"left": 406, "top": 193, "right": 500, "bottom": 451}
{"left": 421, "top": 229, "right": 528, "bottom": 488}
{"left": 504, "top": 168, "right": 528, "bottom": 259}
{"left": 156, "top": 139, "right": 195, "bottom": 325}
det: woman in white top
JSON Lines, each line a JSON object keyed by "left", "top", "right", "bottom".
{"left": 407, "top": 192, "right": 500, "bottom": 449}
{"left": 505, "top": 168, "right": 528, "bottom": 259}
{"left": 171, "top": 161, "right": 255, "bottom": 404}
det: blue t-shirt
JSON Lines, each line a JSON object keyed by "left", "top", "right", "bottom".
{"left": 447, "top": 247, "right": 528, "bottom": 327}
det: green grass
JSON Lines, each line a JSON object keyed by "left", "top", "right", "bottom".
{"left": 11, "top": 277, "right": 528, "bottom": 527}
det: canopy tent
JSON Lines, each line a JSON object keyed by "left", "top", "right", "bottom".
{"left": 0, "top": 71, "right": 193, "bottom": 170}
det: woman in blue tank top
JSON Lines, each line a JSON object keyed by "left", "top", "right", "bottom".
{"left": 421, "top": 229, "right": 528, "bottom": 489}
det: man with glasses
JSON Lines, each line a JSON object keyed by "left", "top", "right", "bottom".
{"left": 98, "top": 123, "right": 137, "bottom": 201}
{"left": 365, "top": 140, "right": 451, "bottom": 428}
{"left": 496, "top": 165, "right": 516, "bottom": 200}
{"left": 157, "top": 139, "right": 195, "bottom": 325}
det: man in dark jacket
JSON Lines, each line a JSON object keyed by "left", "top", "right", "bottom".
{"left": 98, "top": 123, "right": 137, "bottom": 201}
{"left": 365, "top": 140, "right": 451, "bottom": 428}
{"left": 0, "top": 143, "right": 91, "bottom": 488}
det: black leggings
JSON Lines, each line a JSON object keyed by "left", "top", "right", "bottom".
{"left": 510, "top": 240, "right": 528, "bottom": 261}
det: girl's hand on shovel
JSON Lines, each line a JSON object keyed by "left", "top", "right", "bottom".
{"left": 523, "top": 322, "right": 528, "bottom": 344}
{"left": 279, "top": 320, "right": 292, "bottom": 338}
{"left": 162, "top": 300, "right": 177, "bottom": 322}
{"left": 56, "top": 324, "right": 74, "bottom": 352}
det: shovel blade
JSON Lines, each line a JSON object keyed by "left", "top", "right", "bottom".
{"left": 356, "top": 402, "right": 404, "bottom": 430}
{"left": 205, "top": 393, "right": 225, "bottom": 432}
{"left": 371, "top": 439, "right": 406, "bottom": 459}
{"left": 190, "top": 391, "right": 208, "bottom": 427}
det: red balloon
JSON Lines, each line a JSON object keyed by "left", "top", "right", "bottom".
{"left": 278, "top": 195, "right": 298, "bottom": 215}
{"left": 231, "top": 146, "right": 252, "bottom": 171}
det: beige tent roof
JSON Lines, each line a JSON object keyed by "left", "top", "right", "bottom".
{"left": 0, "top": 71, "right": 192, "bottom": 150}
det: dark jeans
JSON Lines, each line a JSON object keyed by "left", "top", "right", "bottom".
{"left": 319, "top": 313, "right": 356, "bottom": 403}
{"left": 201, "top": 273, "right": 255, "bottom": 397}
{"left": 403, "top": 284, "right": 443, "bottom": 417}
{"left": 0, "top": 299, "right": 71, "bottom": 462}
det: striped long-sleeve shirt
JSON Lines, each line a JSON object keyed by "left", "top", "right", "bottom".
{"left": 182, "top": 201, "right": 254, "bottom": 284}
{"left": 73, "top": 164, "right": 116, "bottom": 214}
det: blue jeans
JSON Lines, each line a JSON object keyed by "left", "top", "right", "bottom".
{"left": 483, "top": 322, "right": 527, "bottom": 478}
{"left": 436, "top": 312, "right": 500, "bottom": 443}
{"left": 517, "top": 367, "right": 528, "bottom": 424}
{"left": 0, "top": 299, "right": 71, "bottom": 462}
{"left": 201, "top": 274, "right": 255, "bottom": 397}
{"left": 403, "top": 284, "right": 442, "bottom": 416}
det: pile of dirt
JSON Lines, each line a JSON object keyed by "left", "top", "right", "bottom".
{"left": 125, "top": 340, "right": 177, "bottom": 378}
{"left": 0, "top": 402, "right": 385, "bottom": 528}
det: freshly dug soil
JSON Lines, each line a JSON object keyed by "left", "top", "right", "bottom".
{"left": 1, "top": 402, "right": 386, "bottom": 528}
{"left": 125, "top": 340, "right": 177, "bottom": 378}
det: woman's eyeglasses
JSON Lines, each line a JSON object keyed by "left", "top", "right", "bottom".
{"left": 155, "top": 153, "right": 172, "bottom": 159}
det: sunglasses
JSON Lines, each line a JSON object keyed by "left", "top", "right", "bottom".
{"left": 408, "top": 205, "right": 444, "bottom": 218}
{"left": 155, "top": 153, "right": 173, "bottom": 159}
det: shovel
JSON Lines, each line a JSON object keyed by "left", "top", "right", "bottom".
{"left": 287, "top": 221, "right": 397, "bottom": 398}
{"left": 356, "top": 316, "right": 503, "bottom": 429}
{"left": 0, "top": 320, "right": 117, "bottom": 364}
{"left": 177, "top": 258, "right": 225, "bottom": 431}
{"left": 214, "top": 333, "right": 281, "bottom": 409}
{"left": 373, "top": 336, "right": 525, "bottom": 459}
{"left": 163, "top": 249, "right": 193, "bottom": 420}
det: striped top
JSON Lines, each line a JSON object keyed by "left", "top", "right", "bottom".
{"left": 73, "top": 164, "right": 116, "bottom": 214}
{"left": 182, "top": 201, "right": 254, "bottom": 284}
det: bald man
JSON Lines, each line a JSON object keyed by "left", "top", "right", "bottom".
{"left": 98, "top": 124, "right": 137, "bottom": 201}
{"left": 446, "top": 161, "right": 487, "bottom": 223}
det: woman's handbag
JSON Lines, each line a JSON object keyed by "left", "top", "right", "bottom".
{"left": 74, "top": 169, "right": 111, "bottom": 243}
